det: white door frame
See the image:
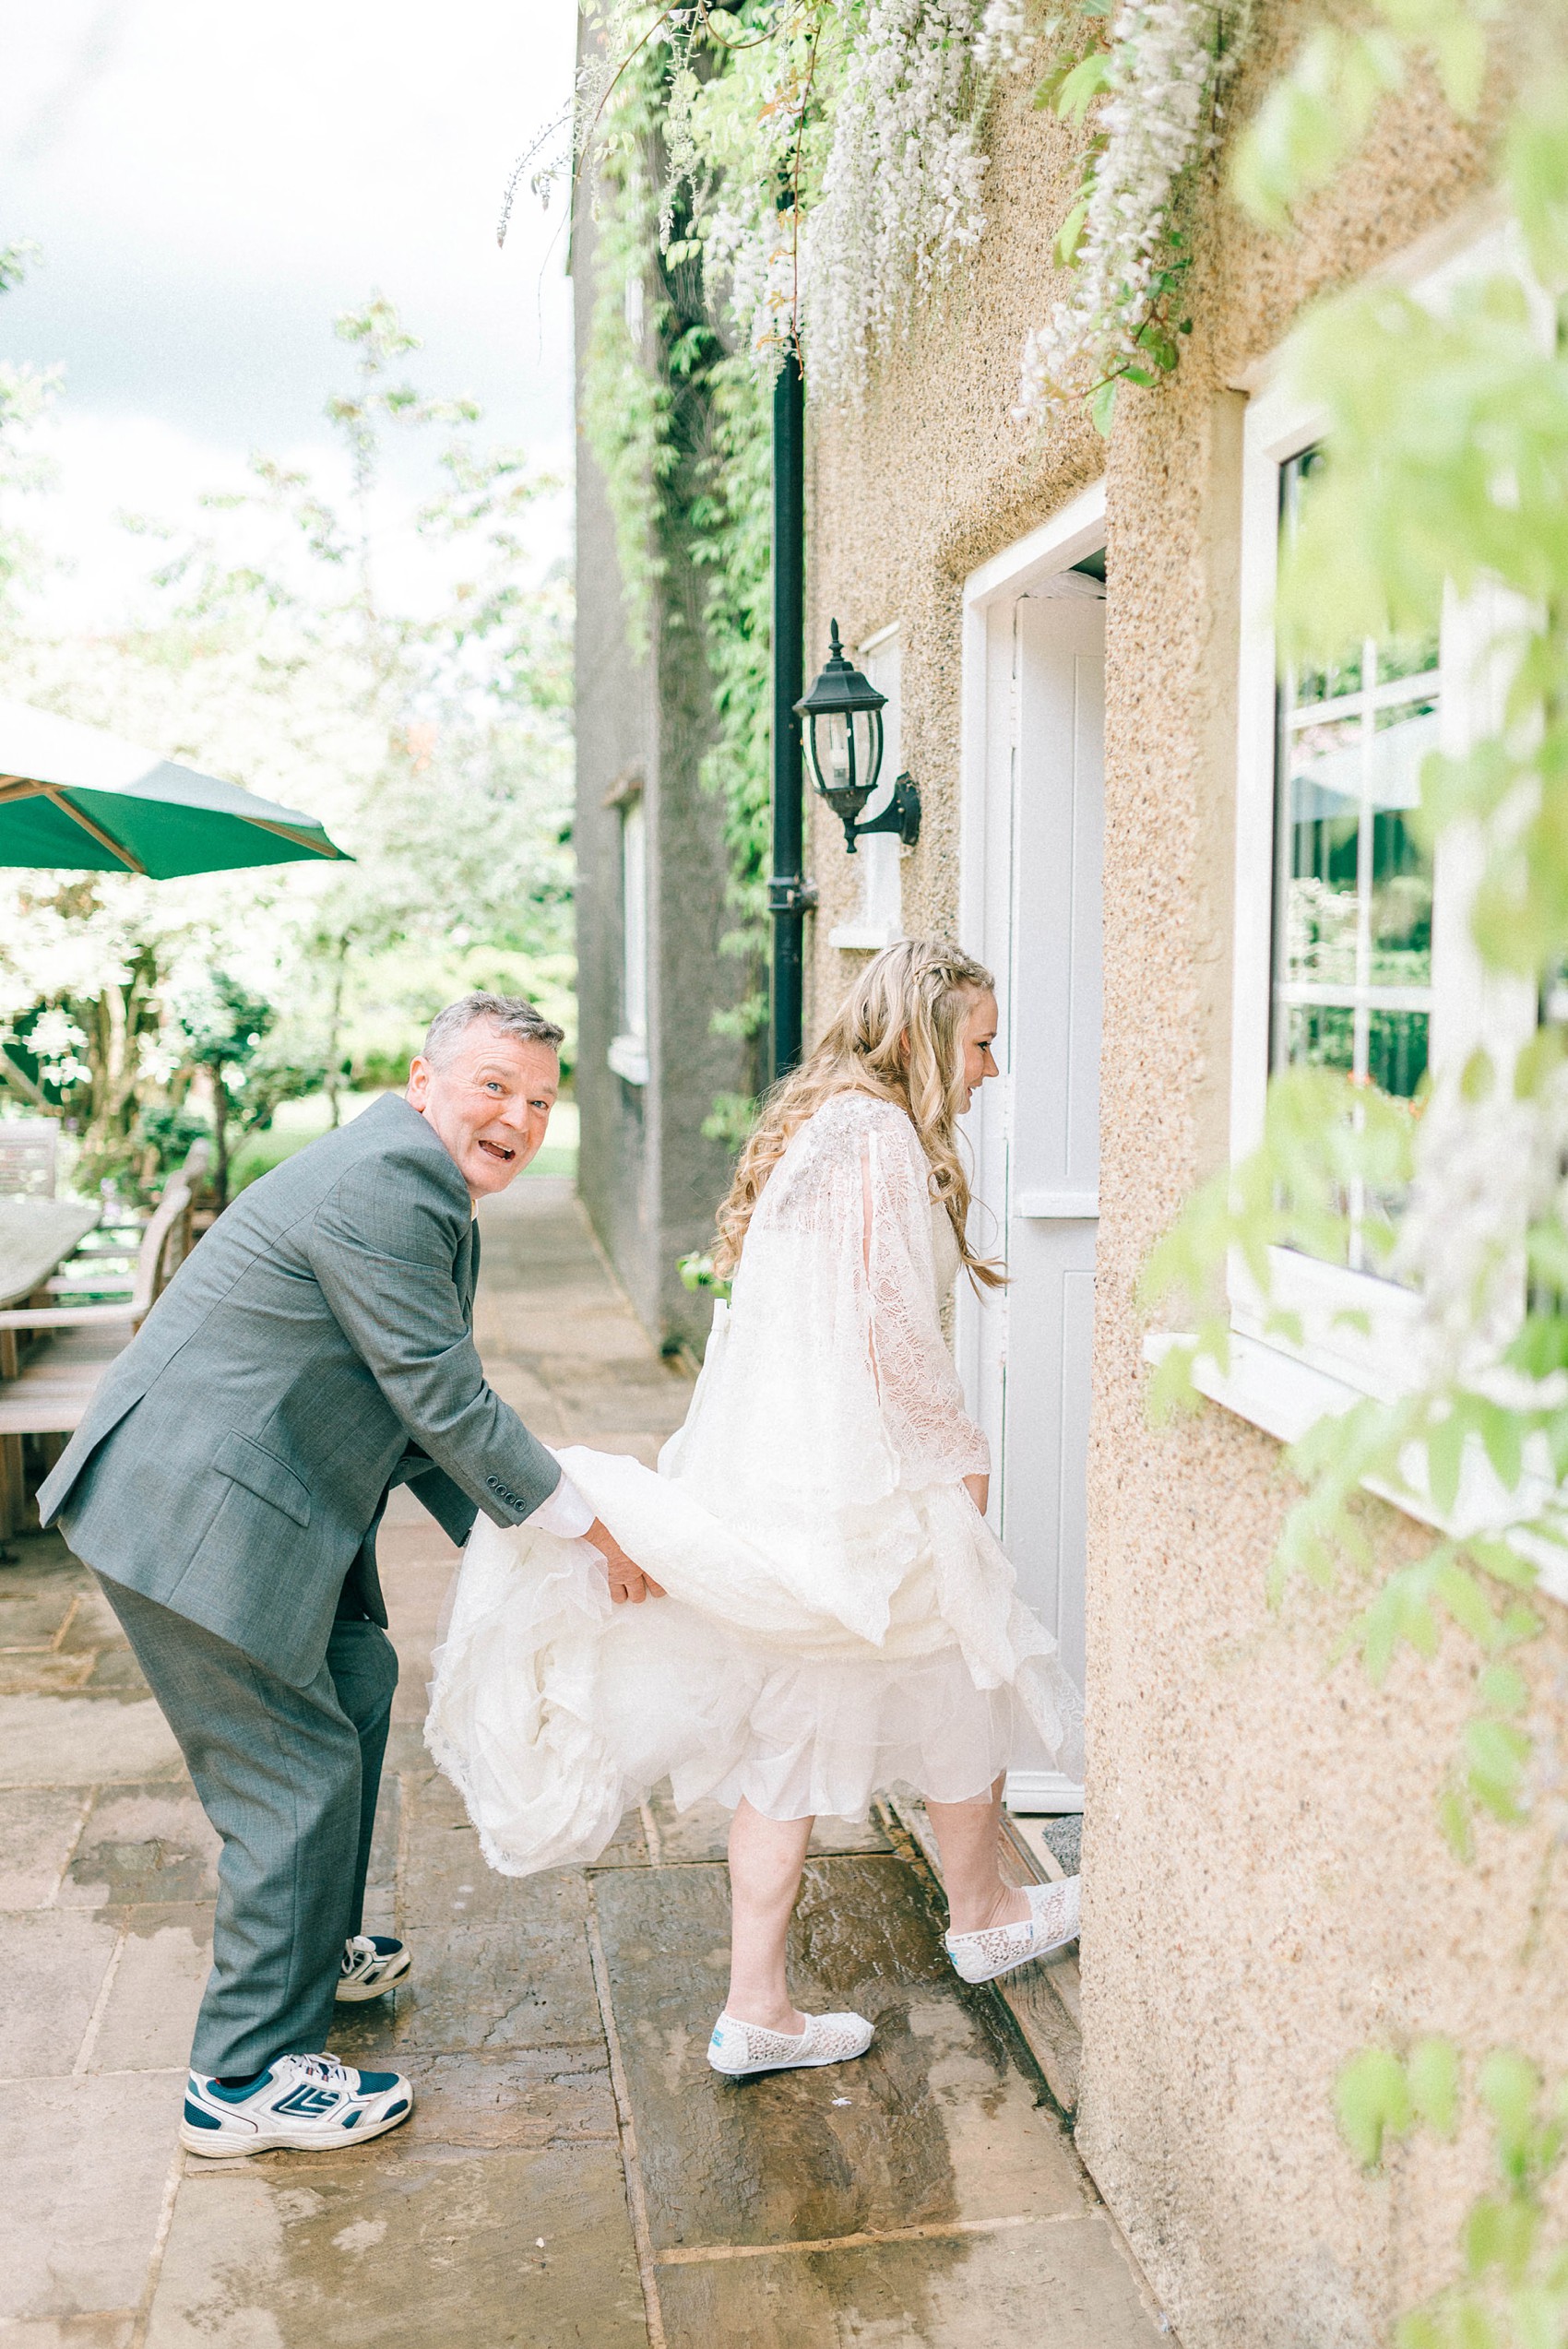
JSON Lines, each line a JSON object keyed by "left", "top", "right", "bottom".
{"left": 957, "top": 479, "right": 1106, "bottom": 1814}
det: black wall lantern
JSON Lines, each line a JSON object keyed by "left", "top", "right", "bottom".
{"left": 796, "top": 620, "right": 921, "bottom": 856}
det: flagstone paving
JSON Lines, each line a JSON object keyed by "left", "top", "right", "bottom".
{"left": 0, "top": 1174, "right": 1169, "bottom": 2347}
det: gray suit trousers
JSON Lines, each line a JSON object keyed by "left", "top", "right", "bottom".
{"left": 102, "top": 1577, "right": 398, "bottom": 2077}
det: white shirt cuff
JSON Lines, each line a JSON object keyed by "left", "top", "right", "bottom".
{"left": 524, "top": 1464, "right": 595, "bottom": 1540}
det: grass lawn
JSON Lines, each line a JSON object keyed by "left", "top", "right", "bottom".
{"left": 229, "top": 1093, "right": 580, "bottom": 1192}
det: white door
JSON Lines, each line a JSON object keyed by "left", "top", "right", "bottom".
{"left": 963, "top": 576, "right": 1105, "bottom": 1809}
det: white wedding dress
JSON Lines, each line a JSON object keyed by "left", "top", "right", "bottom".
{"left": 426, "top": 1090, "right": 1085, "bottom": 1877}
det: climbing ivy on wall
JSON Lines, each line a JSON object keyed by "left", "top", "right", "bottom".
{"left": 578, "top": 27, "right": 777, "bottom": 1138}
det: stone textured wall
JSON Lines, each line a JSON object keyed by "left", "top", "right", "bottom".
{"left": 804, "top": 13, "right": 1568, "bottom": 2343}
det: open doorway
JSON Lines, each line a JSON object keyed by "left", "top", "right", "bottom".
{"left": 957, "top": 481, "right": 1107, "bottom": 1814}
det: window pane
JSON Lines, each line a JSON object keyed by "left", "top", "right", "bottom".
{"left": 1283, "top": 1002, "right": 1356, "bottom": 1074}
{"left": 1295, "top": 649, "right": 1364, "bottom": 706}
{"left": 1378, "top": 631, "right": 1441, "bottom": 683}
{"left": 1368, "top": 699, "right": 1436, "bottom": 987}
{"left": 1367, "top": 1008, "right": 1429, "bottom": 1100}
{"left": 1285, "top": 714, "right": 1360, "bottom": 987}
{"left": 1271, "top": 445, "right": 1438, "bottom": 1280}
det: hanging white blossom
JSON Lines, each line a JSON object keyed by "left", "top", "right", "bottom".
{"left": 1015, "top": 0, "right": 1226, "bottom": 419}
{"left": 976, "top": 0, "right": 1034, "bottom": 70}
{"left": 804, "top": 0, "right": 992, "bottom": 401}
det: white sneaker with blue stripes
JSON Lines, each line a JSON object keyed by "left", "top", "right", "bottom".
{"left": 181, "top": 2052, "right": 414, "bottom": 2157}
{"left": 336, "top": 1933, "right": 412, "bottom": 2003}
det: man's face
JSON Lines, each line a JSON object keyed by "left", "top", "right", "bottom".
{"left": 406, "top": 1022, "right": 560, "bottom": 1200}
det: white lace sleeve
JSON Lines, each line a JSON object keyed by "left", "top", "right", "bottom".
{"left": 861, "top": 1106, "right": 992, "bottom": 1490}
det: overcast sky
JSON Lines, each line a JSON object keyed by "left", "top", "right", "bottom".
{"left": 0, "top": 0, "right": 576, "bottom": 623}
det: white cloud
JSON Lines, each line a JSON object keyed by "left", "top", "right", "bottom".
{"left": 0, "top": 0, "right": 576, "bottom": 633}
{"left": 0, "top": 0, "right": 576, "bottom": 447}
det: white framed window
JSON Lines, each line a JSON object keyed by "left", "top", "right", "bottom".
{"left": 608, "top": 789, "right": 650, "bottom": 1086}
{"left": 828, "top": 623, "right": 905, "bottom": 952}
{"left": 1223, "top": 222, "right": 1539, "bottom": 1409}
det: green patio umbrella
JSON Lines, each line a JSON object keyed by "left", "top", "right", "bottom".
{"left": 0, "top": 698, "right": 350, "bottom": 876}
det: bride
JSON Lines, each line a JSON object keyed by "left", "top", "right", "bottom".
{"left": 427, "top": 938, "right": 1084, "bottom": 2078}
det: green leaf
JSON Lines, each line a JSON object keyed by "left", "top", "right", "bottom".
{"left": 1507, "top": 71, "right": 1568, "bottom": 290}
{"left": 1054, "top": 197, "right": 1090, "bottom": 267}
{"left": 1265, "top": 1308, "right": 1306, "bottom": 1347}
{"left": 1438, "top": 1780, "right": 1474, "bottom": 1862}
{"left": 1087, "top": 378, "right": 1118, "bottom": 437}
{"left": 1408, "top": 2038, "right": 1461, "bottom": 2138}
{"left": 1466, "top": 1717, "right": 1533, "bottom": 1821}
{"left": 1464, "top": 2194, "right": 1539, "bottom": 2284}
{"left": 1503, "top": 1317, "right": 1568, "bottom": 1379}
{"left": 1526, "top": 1222, "right": 1568, "bottom": 1296}
{"left": 1465, "top": 1538, "right": 1540, "bottom": 1596}
{"left": 1476, "top": 1663, "right": 1528, "bottom": 1716}
{"left": 1474, "top": 1404, "right": 1524, "bottom": 1495}
{"left": 1498, "top": 1605, "right": 1544, "bottom": 1650}
{"left": 1053, "top": 50, "right": 1114, "bottom": 125}
{"left": 1146, "top": 1340, "right": 1201, "bottom": 1425}
{"left": 1435, "top": 1560, "right": 1500, "bottom": 1650}
{"left": 1335, "top": 2047, "right": 1412, "bottom": 2168}
{"left": 1229, "top": 25, "right": 1403, "bottom": 229}
{"left": 1426, "top": 1409, "right": 1467, "bottom": 1519}
{"left": 1479, "top": 2050, "right": 1541, "bottom": 2165}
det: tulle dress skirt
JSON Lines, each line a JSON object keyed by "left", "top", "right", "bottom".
{"left": 426, "top": 1446, "right": 1082, "bottom": 1880}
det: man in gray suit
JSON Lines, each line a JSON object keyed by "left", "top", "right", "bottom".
{"left": 40, "top": 992, "right": 656, "bottom": 2159}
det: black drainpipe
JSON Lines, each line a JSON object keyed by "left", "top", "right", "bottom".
{"left": 767, "top": 348, "right": 810, "bottom": 1083}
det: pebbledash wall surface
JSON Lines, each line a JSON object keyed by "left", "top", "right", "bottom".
{"left": 802, "top": 8, "right": 1568, "bottom": 2347}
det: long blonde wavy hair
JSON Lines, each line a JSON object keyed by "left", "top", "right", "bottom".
{"left": 713, "top": 937, "right": 1004, "bottom": 1289}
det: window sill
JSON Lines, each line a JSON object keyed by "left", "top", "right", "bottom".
{"left": 1143, "top": 1330, "right": 1568, "bottom": 1610}
{"left": 607, "top": 1035, "right": 649, "bottom": 1086}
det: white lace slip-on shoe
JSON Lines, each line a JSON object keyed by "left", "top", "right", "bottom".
{"left": 708, "top": 2010, "right": 875, "bottom": 2078}
{"left": 944, "top": 1876, "right": 1082, "bottom": 1986}
{"left": 181, "top": 2053, "right": 414, "bottom": 2157}
{"left": 335, "top": 1933, "right": 413, "bottom": 2003}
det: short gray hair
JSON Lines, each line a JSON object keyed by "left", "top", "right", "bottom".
{"left": 422, "top": 993, "right": 565, "bottom": 1068}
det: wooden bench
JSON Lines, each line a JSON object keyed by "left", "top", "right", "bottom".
{"left": 0, "top": 1141, "right": 210, "bottom": 1536}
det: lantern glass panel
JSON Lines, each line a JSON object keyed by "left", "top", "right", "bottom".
{"left": 824, "top": 710, "right": 852, "bottom": 794}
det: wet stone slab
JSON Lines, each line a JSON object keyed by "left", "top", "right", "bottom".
{"left": 59, "top": 1782, "right": 220, "bottom": 1907}
{"left": 330, "top": 1914, "right": 603, "bottom": 2058}
{"left": 386, "top": 2048, "right": 619, "bottom": 2149}
{"left": 88, "top": 1904, "right": 214, "bottom": 2074}
{"left": 655, "top": 2211, "right": 1167, "bottom": 2347}
{"left": 0, "top": 1910, "right": 121, "bottom": 2076}
{"left": 0, "top": 1785, "right": 90, "bottom": 1907}
{"left": 149, "top": 2141, "right": 648, "bottom": 2349}
{"left": 393, "top": 1774, "right": 558, "bottom": 1928}
{"left": 592, "top": 1855, "right": 1088, "bottom": 2259}
{"left": 2, "top": 2316, "right": 138, "bottom": 2347}
{"left": 4, "top": 2070, "right": 181, "bottom": 2324}
{"left": 0, "top": 1693, "right": 184, "bottom": 1787}
{"left": 0, "top": 1562, "right": 91, "bottom": 1647}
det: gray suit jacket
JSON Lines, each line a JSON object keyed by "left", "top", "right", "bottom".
{"left": 38, "top": 1094, "right": 560, "bottom": 1686}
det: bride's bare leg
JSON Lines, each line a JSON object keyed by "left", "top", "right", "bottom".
{"left": 725, "top": 1799, "right": 814, "bottom": 2032}
{"left": 925, "top": 1775, "right": 1030, "bottom": 1937}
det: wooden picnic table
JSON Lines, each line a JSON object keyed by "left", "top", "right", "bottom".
{"left": 0, "top": 1195, "right": 100, "bottom": 1311}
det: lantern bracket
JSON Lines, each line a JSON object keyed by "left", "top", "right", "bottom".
{"left": 837, "top": 771, "right": 921, "bottom": 856}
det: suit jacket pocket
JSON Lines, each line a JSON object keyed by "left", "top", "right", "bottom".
{"left": 212, "top": 1430, "right": 312, "bottom": 1528}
